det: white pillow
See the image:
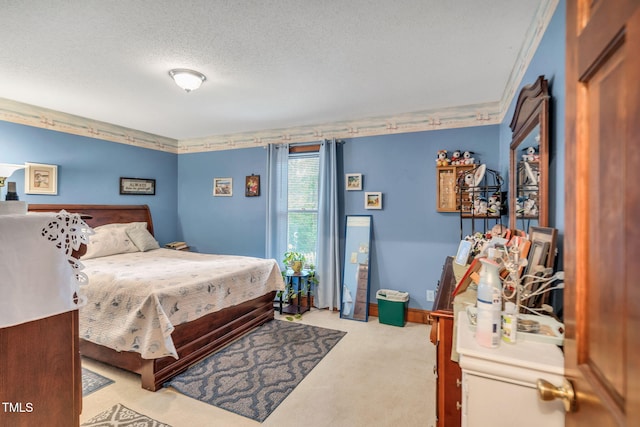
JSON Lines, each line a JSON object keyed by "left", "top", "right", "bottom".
{"left": 82, "top": 222, "right": 146, "bottom": 259}
{"left": 126, "top": 226, "right": 160, "bottom": 252}
{"left": 93, "top": 222, "right": 147, "bottom": 231}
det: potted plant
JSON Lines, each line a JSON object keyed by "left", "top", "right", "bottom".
{"left": 277, "top": 261, "right": 319, "bottom": 321}
{"left": 283, "top": 251, "right": 305, "bottom": 274}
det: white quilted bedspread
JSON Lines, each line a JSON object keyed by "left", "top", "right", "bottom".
{"left": 80, "top": 248, "right": 284, "bottom": 359}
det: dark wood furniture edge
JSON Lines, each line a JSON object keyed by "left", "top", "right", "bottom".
{"left": 80, "top": 292, "right": 275, "bottom": 391}
{"left": 0, "top": 310, "right": 81, "bottom": 426}
{"left": 28, "top": 203, "right": 154, "bottom": 233}
{"left": 509, "top": 75, "right": 549, "bottom": 140}
{"left": 428, "top": 256, "right": 462, "bottom": 427}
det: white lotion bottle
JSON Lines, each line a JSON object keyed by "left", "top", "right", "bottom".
{"left": 475, "top": 257, "right": 502, "bottom": 348}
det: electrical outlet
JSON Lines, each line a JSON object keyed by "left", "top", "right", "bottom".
{"left": 426, "top": 290, "right": 435, "bottom": 302}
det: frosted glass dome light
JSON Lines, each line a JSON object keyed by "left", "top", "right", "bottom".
{"left": 168, "top": 69, "right": 206, "bottom": 92}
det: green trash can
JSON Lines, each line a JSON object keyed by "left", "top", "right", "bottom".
{"left": 376, "top": 289, "right": 410, "bottom": 327}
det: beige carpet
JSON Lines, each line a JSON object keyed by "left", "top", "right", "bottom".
{"left": 81, "top": 309, "right": 436, "bottom": 427}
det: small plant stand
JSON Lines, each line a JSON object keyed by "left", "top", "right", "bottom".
{"left": 278, "top": 271, "right": 312, "bottom": 315}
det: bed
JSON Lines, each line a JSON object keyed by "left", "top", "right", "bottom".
{"left": 27, "top": 204, "right": 284, "bottom": 391}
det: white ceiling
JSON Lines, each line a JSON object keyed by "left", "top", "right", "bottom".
{"left": 0, "top": 1, "right": 553, "bottom": 151}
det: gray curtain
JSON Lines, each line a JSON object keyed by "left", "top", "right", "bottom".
{"left": 265, "top": 143, "right": 289, "bottom": 267}
{"left": 315, "top": 139, "right": 341, "bottom": 309}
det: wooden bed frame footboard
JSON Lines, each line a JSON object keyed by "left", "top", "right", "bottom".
{"left": 28, "top": 204, "right": 277, "bottom": 391}
{"left": 80, "top": 291, "right": 276, "bottom": 391}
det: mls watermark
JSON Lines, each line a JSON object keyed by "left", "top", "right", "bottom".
{"left": 2, "top": 402, "right": 33, "bottom": 413}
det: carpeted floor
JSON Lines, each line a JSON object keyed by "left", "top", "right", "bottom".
{"left": 81, "top": 403, "right": 172, "bottom": 427}
{"left": 166, "top": 319, "right": 346, "bottom": 422}
{"left": 82, "top": 367, "right": 114, "bottom": 396}
{"left": 80, "top": 309, "right": 435, "bottom": 426}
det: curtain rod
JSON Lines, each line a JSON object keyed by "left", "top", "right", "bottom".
{"left": 267, "top": 139, "right": 345, "bottom": 149}
{"left": 292, "top": 139, "right": 345, "bottom": 146}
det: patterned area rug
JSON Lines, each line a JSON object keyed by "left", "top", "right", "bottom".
{"left": 82, "top": 367, "right": 114, "bottom": 396}
{"left": 81, "top": 403, "right": 172, "bottom": 427}
{"left": 166, "top": 320, "right": 346, "bottom": 422}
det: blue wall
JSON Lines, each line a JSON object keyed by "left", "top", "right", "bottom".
{"left": 339, "top": 126, "right": 500, "bottom": 309}
{"left": 177, "top": 147, "right": 267, "bottom": 257}
{"left": 175, "top": 126, "right": 500, "bottom": 311}
{"left": 0, "top": 121, "right": 178, "bottom": 245}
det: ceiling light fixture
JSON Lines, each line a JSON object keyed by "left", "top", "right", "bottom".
{"left": 168, "top": 68, "right": 207, "bottom": 92}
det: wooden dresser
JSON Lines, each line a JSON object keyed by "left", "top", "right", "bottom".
{"left": 0, "top": 310, "right": 81, "bottom": 427}
{"left": 429, "top": 256, "right": 462, "bottom": 427}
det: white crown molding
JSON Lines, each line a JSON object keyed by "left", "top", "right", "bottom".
{"left": 498, "top": 0, "right": 559, "bottom": 121}
{"left": 178, "top": 102, "right": 501, "bottom": 153}
{"left": 0, "top": 1, "right": 557, "bottom": 155}
{"left": 0, "top": 97, "right": 179, "bottom": 153}
{"left": 0, "top": 95, "right": 500, "bottom": 153}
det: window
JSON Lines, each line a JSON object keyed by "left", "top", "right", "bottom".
{"left": 287, "top": 151, "right": 319, "bottom": 267}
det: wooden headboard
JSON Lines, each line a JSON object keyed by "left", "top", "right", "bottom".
{"left": 27, "top": 204, "right": 155, "bottom": 236}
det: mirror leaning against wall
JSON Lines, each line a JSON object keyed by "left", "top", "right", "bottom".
{"left": 340, "top": 215, "right": 372, "bottom": 321}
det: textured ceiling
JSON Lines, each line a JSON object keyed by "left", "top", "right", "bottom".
{"left": 0, "top": 1, "right": 550, "bottom": 148}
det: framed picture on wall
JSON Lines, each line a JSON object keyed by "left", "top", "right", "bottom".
{"left": 25, "top": 162, "right": 58, "bottom": 195}
{"left": 245, "top": 175, "right": 260, "bottom": 197}
{"left": 364, "top": 192, "right": 382, "bottom": 209}
{"left": 119, "top": 177, "right": 156, "bottom": 195}
{"left": 346, "top": 173, "right": 362, "bottom": 191}
{"left": 213, "top": 177, "right": 233, "bottom": 196}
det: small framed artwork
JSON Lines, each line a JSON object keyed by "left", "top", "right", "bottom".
{"left": 453, "top": 258, "right": 482, "bottom": 297}
{"left": 213, "top": 177, "right": 233, "bottom": 196}
{"left": 454, "top": 240, "right": 473, "bottom": 266}
{"left": 245, "top": 174, "right": 260, "bottom": 197}
{"left": 346, "top": 173, "right": 362, "bottom": 191}
{"left": 119, "top": 177, "right": 156, "bottom": 195}
{"left": 528, "top": 226, "right": 557, "bottom": 267}
{"left": 525, "top": 240, "right": 550, "bottom": 275}
{"left": 25, "top": 162, "right": 58, "bottom": 195}
{"left": 364, "top": 192, "right": 382, "bottom": 209}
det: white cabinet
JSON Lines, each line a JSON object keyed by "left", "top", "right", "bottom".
{"left": 456, "top": 313, "right": 565, "bottom": 427}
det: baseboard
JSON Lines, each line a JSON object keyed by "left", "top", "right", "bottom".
{"left": 314, "top": 301, "right": 432, "bottom": 325}
{"left": 368, "top": 304, "right": 432, "bottom": 325}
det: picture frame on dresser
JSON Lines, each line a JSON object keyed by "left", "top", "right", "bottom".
{"left": 525, "top": 240, "right": 550, "bottom": 275}
{"left": 528, "top": 225, "right": 557, "bottom": 268}
{"left": 454, "top": 240, "right": 473, "bottom": 266}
